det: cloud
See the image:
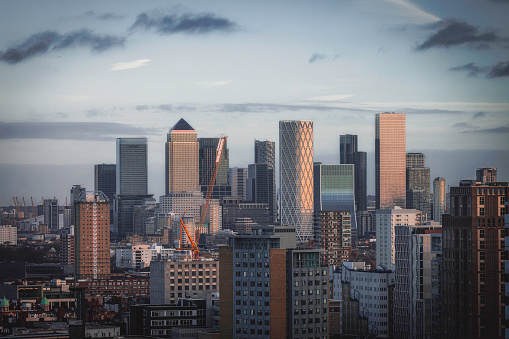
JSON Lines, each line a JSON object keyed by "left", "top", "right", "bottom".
{"left": 158, "top": 104, "right": 173, "bottom": 112}
{"left": 462, "top": 126, "right": 509, "bottom": 134}
{"left": 196, "top": 79, "right": 233, "bottom": 88}
{"left": 81, "top": 10, "right": 124, "bottom": 20}
{"left": 130, "top": 11, "right": 238, "bottom": 35}
{"left": 309, "top": 53, "right": 326, "bottom": 63}
{"left": 307, "top": 94, "right": 355, "bottom": 101}
{"left": 449, "top": 63, "right": 489, "bottom": 77}
{"left": 417, "top": 19, "right": 506, "bottom": 50}
{"left": 473, "top": 112, "right": 486, "bottom": 119}
{"left": 452, "top": 122, "right": 476, "bottom": 129}
{"left": 383, "top": 0, "right": 440, "bottom": 23}
{"left": 0, "top": 29, "right": 124, "bottom": 64}
{"left": 449, "top": 60, "right": 509, "bottom": 78}
{"left": 110, "top": 58, "right": 151, "bottom": 71}
{"left": 0, "top": 121, "right": 158, "bottom": 140}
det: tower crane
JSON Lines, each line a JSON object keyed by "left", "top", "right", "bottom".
{"left": 179, "top": 136, "right": 227, "bottom": 259}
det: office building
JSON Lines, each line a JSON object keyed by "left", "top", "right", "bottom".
{"left": 246, "top": 163, "right": 277, "bottom": 222}
{"left": 0, "top": 225, "right": 17, "bottom": 245}
{"left": 199, "top": 137, "right": 229, "bottom": 186}
{"left": 70, "top": 185, "right": 85, "bottom": 226}
{"left": 280, "top": 120, "right": 314, "bottom": 242}
{"left": 255, "top": 140, "right": 276, "bottom": 170}
{"left": 94, "top": 164, "right": 116, "bottom": 200}
{"left": 165, "top": 118, "right": 199, "bottom": 194}
{"left": 406, "top": 153, "right": 431, "bottom": 221}
{"left": 201, "top": 199, "right": 222, "bottom": 236}
{"left": 313, "top": 210, "right": 351, "bottom": 266}
{"left": 74, "top": 191, "right": 110, "bottom": 280}
{"left": 375, "top": 113, "right": 406, "bottom": 209}
{"left": 433, "top": 177, "right": 446, "bottom": 223}
{"left": 116, "top": 138, "right": 148, "bottom": 195}
{"left": 441, "top": 182, "right": 508, "bottom": 338}
{"left": 393, "top": 225, "right": 442, "bottom": 339}
{"left": 60, "top": 231, "right": 74, "bottom": 265}
{"left": 229, "top": 167, "right": 248, "bottom": 200}
{"left": 340, "top": 134, "right": 367, "bottom": 211}
{"left": 150, "top": 258, "right": 219, "bottom": 304}
{"left": 357, "top": 210, "right": 376, "bottom": 238}
{"left": 476, "top": 167, "right": 497, "bottom": 184}
{"left": 376, "top": 206, "right": 422, "bottom": 269}
{"left": 221, "top": 198, "right": 272, "bottom": 230}
{"left": 332, "top": 262, "right": 395, "bottom": 338}
{"left": 114, "top": 194, "right": 154, "bottom": 238}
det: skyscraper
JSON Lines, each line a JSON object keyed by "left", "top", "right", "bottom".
{"left": 94, "top": 164, "right": 116, "bottom": 200}
{"left": 441, "top": 182, "right": 508, "bottom": 338}
{"left": 199, "top": 137, "right": 229, "bottom": 186}
{"left": 255, "top": 140, "right": 275, "bottom": 170}
{"left": 375, "top": 113, "right": 406, "bottom": 209}
{"left": 406, "top": 153, "right": 431, "bottom": 221}
{"left": 116, "top": 138, "right": 148, "bottom": 195}
{"left": 43, "top": 198, "right": 59, "bottom": 230}
{"left": 229, "top": 167, "right": 248, "bottom": 200}
{"left": 165, "top": 118, "right": 199, "bottom": 194}
{"left": 340, "top": 134, "right": 367, "bottom": 211}
{"left": 279, "top": 120, "right": 314, "bottom": 242}
{"left": 70, "top": 185, "right": 85, "bottom": 226}
{"left": 476, "top": 167, "right": 497, "bottom": 184}
{"left": 74, "top": 191, "right": 110, "bottom": 280}
{"left": 433, "top": 177, "right": 446, "bottom": 223}
{"left": 246, "top": 163, "right": 277, "bottom": 223}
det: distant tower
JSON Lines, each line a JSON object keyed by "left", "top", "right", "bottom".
{"left": 229, "top": 167, "right": 248, "bottom": 200}
{"left": 94, "top": 164, "right": 116, "bottom": 200}
{"left": 340, "top": 134, "right": 367, "bottom": 211}
{"left": 74, "top": 191, "right": 110, "bottom": 280}
{"left": 199, "top": 137, "right": 229, "bottom": 186}
{"left": 43, "top": 198, "right": 59, "bottom": 230}
{"left": 476, "top": 167, "right": 497, "bottom": 184}
{"left": 406, "top": 153, "right": 431, "bottom": 221}
{"left": 280, "top": 120, "right": 314, "bottom": 242}
{"left": 254, "top": 140, "right": 277, "bottom": 222}
{"left": 375, "top": 113, "right": 406, "bottom": 209}
{"left": 255, "top": 140, "right": 276, "bottom": 170}
{"left": 116, "top": 138, "right": 148, "bottom": 195}
{"left": 165, "top": 118, "right": 199, "bottom": 194}
{"left": 433, "top": 177, "right": 446, "bottom": 223}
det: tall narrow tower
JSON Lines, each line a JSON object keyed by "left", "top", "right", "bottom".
{"left": 279, "top": 120, "right": 314, "bottom": 242}
{"left": 433, "top": 177, "right": 446, "bottom": 223}
{"left": 340, "top": 134, "right": 367, "bottom": 211}
{"left": 165, "top": 118, "right": 199, "bottom": 194}
{"left": 375, "top": 113, "right": 406, "bottom": 209}
{"left": 74, "top": 191, "right": 110, "bottom": 280}
{"left": 116, "top": 138, "right": 148, "bottom": 196}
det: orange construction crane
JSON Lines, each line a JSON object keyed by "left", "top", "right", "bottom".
{"left": 31, "top": 196, "right": 37, "bottom": 219}
{"left": 12, "top": 197, "right": 21, "bottom": 218}
{"left": 22, "top": 197, "right": 30, "bottom": 220}
{"left": 179, "top": 136, "right": 227, "bottom": 259}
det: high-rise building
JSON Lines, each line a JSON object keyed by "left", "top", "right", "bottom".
{"left": 376, "top": 206, "right": 422, "bottom": 269}
{"left": 314, "top": 163, "right": 357, "bottom": 243}
{"left": 70, "top": 185, "right": 85, "bottom": 226}
{"left": 165, "top": 118, "right": 199, "bottom": 194}
{"left": 313, "top": 210, "right": 351, "bottom": 265}
{"left": 406, "top": 153, "right": 431, "bottom": 221}
{"left": 246, "top": 163, "right": 277, "bottom": 223}
{"left": 280, "top": 120, "right": 314, "bottom": 242}
{"left": 199, "top": 137, "right": 229, "bottom": 186}
{"left": 74, "top": 191, "right": 110, "bottom": 280}
{"left": 229, "top": 167, "right": 248, "bottom": 200}
{"left": 340, "top": 134, "right": 367, "bottom": 212}
{"left": 43, "top": 198, "right": 59, "bottom": 230}
{"left": 116, "top": 138, "right": 148, "bottom": 195}
{"left": 441, "top": 182, "right": 508, "bottom": 339}
{"left": 476, "top": 167, "right": 497, "bottom": 184}
{"left": 393, "top": 225, "right": 442, "bottom": 338}
{"left": 255, "top": 140, "right": 275, "bottom": 170}
{"left": 375, "top": 113, "right": 406, "bottom": 209}
{"left": 433, "top": 177, "right": 446, "bottom": 223}
{"left": 221, "top": 197, "right": 272, "bottom": 230}
{"left": 94, "top": 164, "right": 116, "bottom": 200}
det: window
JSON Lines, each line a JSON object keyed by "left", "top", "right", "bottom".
{"left": 479, "top": 196, "right": 485, "bottom": 206}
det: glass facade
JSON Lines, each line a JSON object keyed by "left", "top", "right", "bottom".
{"left": 375, "top": 113, "right": 406, "bottom": 209}
{"left": 116, "top": 138, "right": 148, "bottom": 196}
{"left": 280, "top": 120, "right": 314, "bottom": 243}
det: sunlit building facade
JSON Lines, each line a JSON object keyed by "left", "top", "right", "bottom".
{"left": 433, "top": 177, "right": 446, "bottom": 223}
{"left": 279, "top": 120, "right": 314, "bottom": 242}
{"left": 375, "top": 113, "right": 406, "bottom": 209}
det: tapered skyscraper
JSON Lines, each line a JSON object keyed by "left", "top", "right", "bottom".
{"left": 375, "top": 113, "right": 406, "bottom": 209}
{"left": 165, "top": 118, "right": 199, "bottom": 194}
{"left": 279, "top": 120, "right": 314, "bottom": 242}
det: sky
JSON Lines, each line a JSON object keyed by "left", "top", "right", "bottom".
{"left": 0, "top": 0, "right": 508, "bottom": 206}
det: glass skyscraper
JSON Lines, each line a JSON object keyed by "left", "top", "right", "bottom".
{"left": 279, "top": 120, "right": 314, "bottom": 243}
{"left": 340, "top": 134, "right": 367, "bottom": 211}
{"left": 375, "top": 113, "right": 406, "bottom": 209}
{"left": 255, "top": 140, "right": 275, "bottom": 170}
{"left": 116, "top": 138, "right": 148, "bottom": 195}
{"left": 94, "top": 163, "right": 116, "bottom": 200}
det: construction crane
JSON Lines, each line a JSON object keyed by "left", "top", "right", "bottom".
{"left": 12, "top": 197, "right": 21, "bottom": 218}
{"left": 22, "top": 197, "right": 30, "bottom": 220}
{"left": 31, "top": 196, "right": 37, "bottom": 219}
{"left": 179, "top": 136, "right": 227, "bottom": 259}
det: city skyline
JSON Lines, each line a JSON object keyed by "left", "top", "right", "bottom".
{"left": 0, "top": 0, "right": 508, "bottom": 205}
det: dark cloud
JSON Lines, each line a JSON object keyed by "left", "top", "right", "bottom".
{"left": 0, "top": 121, "right": 158, "bottom": 140}
{"left": 473, "top": 112, "right": 486, "bottom": 119}
{"left": 449, "top": 60, "right": 509, "bottom": 78}
{"left": 136, "top": 105, "right": 150, "bottom": 111}
{"left": 0, "top": 29, "right": 124, "bottom": 64}
{"left": 80, "top": 10, "right": 123, "bottom": 20}
{"left": 449, "top": 63, "right": 489, "bottom": 77}
{"left": 417, "top": 19, "right": 506, "bottom": 50}
{"left": 452, "top": 122, "right": 476, "bottom": 129}
{"left": 130, "top": 12, "right": 238, "bottom": 35}
{"left": 462, "top": 125, "right": 509, "bottom": 134}
{"left": 309, "top": 53, "right": 326, "bottom": 63}
{"left": 488, "top": 60, "right": 509, "bottom": 78}
{"left": 158, "top": 104, "right": 173, "bottom": 112}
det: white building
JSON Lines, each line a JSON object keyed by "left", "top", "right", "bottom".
{"left": 376, "top": 206, "right": 421, "bottom": 269}
{"left": 332, "top": 262, "right": 395, "bottom": 338}
{"left": 116, "top": 244, "right": 152, "bottom": 269}
{"left": 0, "top": 225, "right": 17, "bottom": 245}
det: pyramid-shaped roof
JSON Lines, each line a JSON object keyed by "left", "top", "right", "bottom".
{"left": 170, "top": 118, "right": 194, "bottom": 132}
{"left": 0, "top": 296, "right": 8, "bottom": 307}
{"left": 40, "top": 296, "right": 49, "bottom": 305}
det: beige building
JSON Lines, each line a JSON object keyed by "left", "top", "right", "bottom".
{"left": 375, "top": 113, "right": 406, "bottom": 209}
{"left": 0, "top": 225, "right": 17, "bottom": 245}
{"left": 165, "top": 118, "right": 199, "bottom": 195}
